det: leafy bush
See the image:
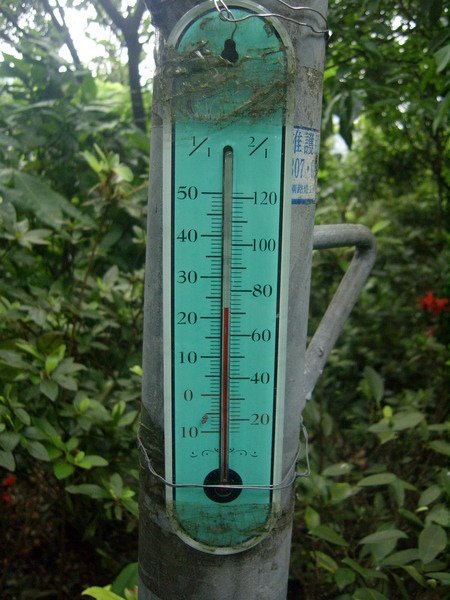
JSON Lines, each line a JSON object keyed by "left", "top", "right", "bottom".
{"left": 0, "top": 45, "right": 147, "bottom": 595}
{"left": 287, "top": 126, "right": 449, "bottom": 599}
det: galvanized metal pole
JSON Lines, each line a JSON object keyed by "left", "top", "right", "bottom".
{"left": 139, "top": 2, "right": 330, "bottom": 598}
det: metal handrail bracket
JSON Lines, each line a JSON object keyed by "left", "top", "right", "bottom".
{"left": 304, "top": 224, "right": 377, "bottom": 399}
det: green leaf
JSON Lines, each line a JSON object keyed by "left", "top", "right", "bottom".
{"left": 82, "top": 151, "right": 103, "bottom": 174}
{"left": 47, "top": 447, "right": 63, "bottom": 460}
{"left": 399, "top": 508, "right": 423, "bottom": 527}
{"left": 15, "top": 341, "right": 43, "bottom": 360}
{"left": 26, "top": 306, "right": 47, "bottom": 327}
{"left": 305, "top": 504, "right": 320, "bottom": 530}
{"left": 113, "top": 164, "right": 133, "bottom": 183}
{"left": 418, "top": 524, "right": 447, "bottom": 564}
{"left": 381, "top": 548, "right": 420, "bottom": 567}
{"left": 363, "top": 367, "right": 384, "bottom": 403}
{"left": 66, "top": 437, "right": 79, "bottom": 452}
{"left": 390, "top": 411, "right": 424, "bottom": 432}
{"left": 335, "top": 567, "right": 356, "bottom": 591}
{"left": 389, "top": 477, "right": 405, "bottom": 508}
{"left": 109, "top": 473, "right": 123, "bottom": 497}
{"left": 53, "top": 462, "right": 75, "bottom": 480}
{"left": 34, "top": 418, "right": 60, "bottom": 441}
{"left": 433, "top": 90, "right": 450, "bottom": 132}
{"left": 39, "top": 380, "right": 59, "bottom": 402}
{"left": 0, "top": 350, "right": 29, "bottom": 370}
{"left": 18, "top": 228, "right": 51, "bottom": 247}
{"left": 435, "top": 44, "right": 450, "bottom": 73}
{"left": 428, "top": 440, "right": 450, "bottom": 456}
{"left": 342, "top": 558, "right": 387, "bottom": 583}
{"left": 111, "top": 562, "right": 138, "bottom": 595}
{"left": 323, "top": 462, "right": 354, "bottom": 477}
{"left": 23, "top": 426, "right": 47, "bottom": 441}
{"left": 425, "top": 504, "right": 450, "bottom": 527}
{"left": 0, "top": 450, "right": 15, "bottom": 471}
{"left": 27, "top": 440, "right": 50, "bottom": 461}
{"left": 80, "top": 455, "right": 109, "bottom": 468}
{"left": 427, "top": 572, "right": 450, "bottom": 585}
{"left": 45, "top": 345, "right": 65, "bottom": 375}
{"left": 359, "top": 529, "right": 407, "bottom": 545}
{"left": 331, "top": 482, "right": 361, "bottom": 504}
{"left": 15, "top": 408, "right": 31, "bottom": 426}
{"left": 401, "top": 565, "right": 426, "bottom": 587}
{"left": 371, "top": 220, "right": 390, "bottom": 235}
{"left": 305, "top": 505, "right": 320, "bottom": 530}
{"left": 11, "top": 171, "right": 94, "bottom": 228}
{"left": 357, "top": 473, "right": 397, "bottom": 487}
{"left": 342, "top": 557, "right": 370, "bottom": 580}
{"left": 0, "top": 432, "right": 20, "bottom": 452}
{"left": 66, "top": 484, "right": 108, "bottom": 500}
{"left": 121, "top": 497, "right": 138, "bottom": 517}
{"left": 118, "top": 410, "right": 138, "bottom": 427}
{"left": 353, "top": 588, "right": 388, "bottom": 600}
{"left": 369, "top": 537, "right": 398, "bottom": 563}
{"left": 82, "top": 587, "right": 123, "bottom": 600}
{"left": 52, "top": 373, "right": 78, "bottom": 391}
{"left": 313, "top": 551, "right": 338, "bottom": 573}
{"left": 310, "top": 525, "right": 348, "bottom": 546}
{"left": 419, "top": 485, "right": 442, "bottom": 508}
{"left": 129, "top": 365, "right": 142, "bottom": 377}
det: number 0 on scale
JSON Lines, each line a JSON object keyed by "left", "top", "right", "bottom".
{"left": 162, "top": 1, "right": 294, "bottom": 553}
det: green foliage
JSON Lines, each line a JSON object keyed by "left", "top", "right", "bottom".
{"left": 326, "top": 0, "right": 450, "bottom": 144}
{"left": 289, "top": 105, "right": 449, "bottom": 596}
{"left": 83, "top": 562, "right": 138, "bottom": 600}
{"left": 0, "top": 32, "right": 148, "bottom": 591}
{"left": 1, "top": 1, "right": 449, "bottom": 598}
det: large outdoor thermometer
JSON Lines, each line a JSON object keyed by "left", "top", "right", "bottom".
{"left": 162, "top": 0, "right": 294, "bottom": 554}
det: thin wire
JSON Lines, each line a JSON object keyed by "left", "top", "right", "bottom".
{"left": 213, "top": 0, "right": 330, "bottom": 37}
{"left": 137, "top": 418, "right": 310, "bottom": 491}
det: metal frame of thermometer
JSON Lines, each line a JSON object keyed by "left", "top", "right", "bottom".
{"left": 162, "top": 0, "right": 294, "bottom": 554}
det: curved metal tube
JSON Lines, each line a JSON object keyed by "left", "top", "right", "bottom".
{"left": 304, "top": 224, "right": 377, "bottom": 398}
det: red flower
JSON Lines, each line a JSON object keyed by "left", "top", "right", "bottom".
{"left": 419, "top": 292, "right": 449, "bottom": 316}
{"left": 434, "top": 298, "right": 449, "bottom": 315}
{"left": 2, "top": 474, "right": 17, "bottom": 489}
{"left": 1, "top": 492, "right": 11, "bottom": 505}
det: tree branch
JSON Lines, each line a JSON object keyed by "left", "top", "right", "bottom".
{"left": 96, "top": 0, "right": 126, "bottom": 32}
{"left": 93, "top": 0, "right": 148, "bottom": 131}
{"left": 130, "top": 0, "right": 146, "bottom": 31}
{"left": 40, "top": 0, "right": 82, "bottom": 68}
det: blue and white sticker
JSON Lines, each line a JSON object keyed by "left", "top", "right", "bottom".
{"left": 291, "top": 126, "right": 320, "bottom": 205}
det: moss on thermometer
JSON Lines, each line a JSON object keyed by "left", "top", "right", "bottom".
{"left": 161, "top": 37, "right": 295, "bottom": 122}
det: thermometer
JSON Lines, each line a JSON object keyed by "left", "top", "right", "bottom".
{"left": 162, "top": 0, "right": 294, "bottom": 553}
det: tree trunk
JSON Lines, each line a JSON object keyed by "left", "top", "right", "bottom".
{"left": 97, "top": 0, "right": 147, "bottom": 131}
{"left": 139, "top": 2, "right": 329, "bottom": 598}
{"left": 126, "top": 32, "right": 147, "bottom": 132}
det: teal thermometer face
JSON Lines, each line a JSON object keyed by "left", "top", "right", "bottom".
{"left": 162, "top": 1, "right": 293, "bottom": 553}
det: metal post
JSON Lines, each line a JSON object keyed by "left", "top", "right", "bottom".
{"left": 137, "top": 2, "right": 374, "bottom": 599}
